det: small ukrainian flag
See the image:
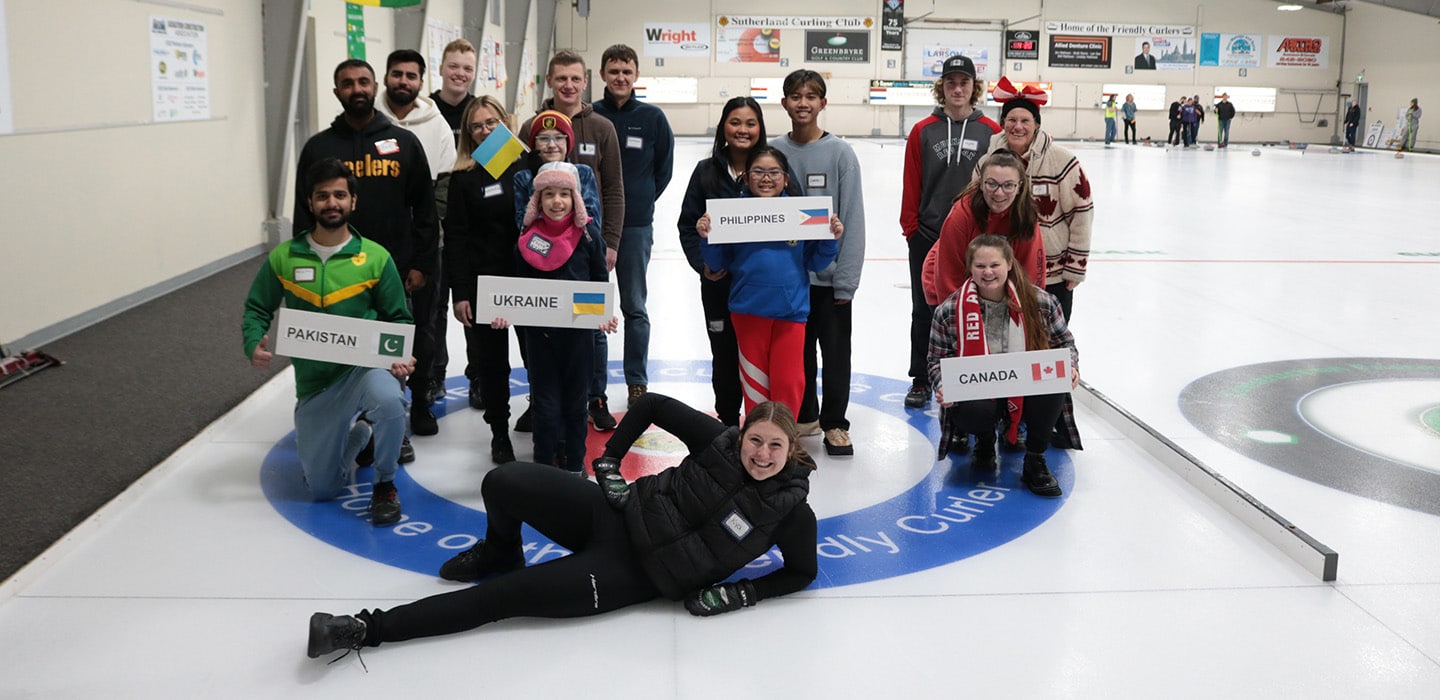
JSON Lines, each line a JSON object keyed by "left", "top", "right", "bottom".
{"left": 473, "top": 123, "right": 528, "bottom": 180}
{"left": 572, "top": 292, "right": 606, "bottom": 316}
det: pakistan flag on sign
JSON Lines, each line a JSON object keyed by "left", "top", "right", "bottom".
{"left": 378, "top": 333, "right": 405, "bottom": 357}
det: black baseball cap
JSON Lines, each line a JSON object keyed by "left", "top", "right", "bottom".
{"left": 940, "top": 55, "right": 976, "bottom": 79}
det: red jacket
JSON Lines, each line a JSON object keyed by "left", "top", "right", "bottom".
{"left": 923, "top": 197, "right": 1045, "bottom": 305}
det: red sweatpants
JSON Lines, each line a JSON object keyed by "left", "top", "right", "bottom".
{"left": 731, "top": 311, "right": 806, "bottom": 418}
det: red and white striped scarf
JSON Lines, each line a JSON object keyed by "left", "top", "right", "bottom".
{"left": 957, "top": 277, "right": 1026, "bottom": 444}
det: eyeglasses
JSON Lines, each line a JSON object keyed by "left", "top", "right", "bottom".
{"left": 982, "top": 179, "right": 1020, "bottom": 193}
{"left": 535, "top": 135, "right": 568, "bottom": 145}
{"left": 469, "top": 119, "right": 501, "bottom": 132}
{"left": 748, "top": 168, "right": 785, "bottom": 181}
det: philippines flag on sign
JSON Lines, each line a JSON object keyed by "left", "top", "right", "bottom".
{"left": 799, "top": 208, "right": 829, "bottom": 225}
{"left": 1032, "top": 360, "right": 1066, "bottom": 381}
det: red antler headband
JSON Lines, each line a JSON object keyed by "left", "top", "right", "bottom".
{"left": 991, "top": 76, "right": 1049, "bottom": 107}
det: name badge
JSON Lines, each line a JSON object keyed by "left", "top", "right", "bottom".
{"left": 722, "top": 509, "right": 753, "bottom": 541}
{"left": 962, "top": 138, "right": 979, "bottom": 152}
{"left": 1033, "top": 184, "right": 1048, "bottom": 196}
{"left": 626, "top": 136, "right": 644, "bottom": 150}
{"left": 579, "top": 142, "right": 597, "bottom": 156}
{"left": 294, "top": 266, "right": 316, "bottom": 282}
{"left": 374, "top": 138, "right": 400, "bottom": 155}
{"left": 483, "top": 183, "right": 503, "bottom": 198}
{"left": 806, "top": 173, "right": 827, "bottom": 189}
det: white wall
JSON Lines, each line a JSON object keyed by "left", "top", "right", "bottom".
{"left": 1338, "top": 2, "right": 1439, "bottom": 151}
{"left": 0, "top": 0, "right": 267, "bottom": 347}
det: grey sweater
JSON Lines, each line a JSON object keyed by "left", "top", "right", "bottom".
{"left": 771, "top": 132, "right": 866, "bottom": 300}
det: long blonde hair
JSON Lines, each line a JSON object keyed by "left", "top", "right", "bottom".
{"left": 453, "top": 95, "right": 515, "bottom": 173}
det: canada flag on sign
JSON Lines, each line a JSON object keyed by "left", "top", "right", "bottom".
{"left": 1032, "top": 360, "right": 1066, "bottom": 381}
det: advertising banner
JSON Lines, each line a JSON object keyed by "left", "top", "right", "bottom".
{"left": 643, "top": 22, "right": 711, "bottom": 58}
{"left": 881, "top": 0, "right": 903, "bottom": 51}
{"left": 1268, "top": 35, "right": 1328, "bottom": 69}
{"left": 150, "top": 16, "right": 211, "bottom": 122}
{"left": 1005, "top": 30, "right": 1040, "bottom": 61}
{"left": 805, "top": 30, "right": 870, "bottom": 63}
{"left": 1199, "top": 33, "right": 1261, "bottom": 68}
{"left": 1048, "top": 34, "right": 1111, "bottom": 69}
{"left": 1133, "top": 35, "right": 1194, "bottom": 71}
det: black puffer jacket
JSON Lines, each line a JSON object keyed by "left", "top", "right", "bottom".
{"left": 625, "top": 428, "right": 811, "bottom": 600}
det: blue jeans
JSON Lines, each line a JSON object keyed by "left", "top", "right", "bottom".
{"left": 293, "top": 367, "right": 405, "bottom": 500}
{"left": 1104, "top": 117, "right": 1117, "bottom": 144}
{"left": 614, "top": 225, "right": 653, "bottom": 387}
{"left": 1218, "top": 119, "right": 1231, "bottom": 146}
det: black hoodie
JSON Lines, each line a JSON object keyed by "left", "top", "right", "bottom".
{"left": 293, "top": 112, "right": 438, "bottom": 277}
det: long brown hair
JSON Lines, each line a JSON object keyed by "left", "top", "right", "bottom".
{"left": 961, "top": 150, "right": 1037, "bottom": 243}
{"left": 741, "top": 401, "right": 816, "bottom": 472}
{"left": 965, "top": 234, "right": 1050, "bottom": 352}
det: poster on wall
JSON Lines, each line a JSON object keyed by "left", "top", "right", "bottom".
{"left": 919, "top": 45, "right": 991, "bottom": 78}
{"left": 716, "top": 25, "right": 782, "bottom": 63}
{"left": 1268, "top": 35, "right": 1328, "bottom": 69}
{"left": 805, "top": 31, "right": 870, "bottom": 63}
{"left": 424, "top": 19, "right": 461, "bottom": 93}
{"left": 643, "top": 23, "right": 711, "bottom": 58}
{"left": 0, "top": 0, "right": 12, "bottom": 134}
{"left": 1048, "top": 34, "right": 1111, "bottom": 69}
{"left": 881, "top": 0, "right": 903, "bottom": 51}
{"left": 1132, "top": 36, "right": 1193, "bottom": 70}
{"left": 150, "top": 16, "right": 210, "bottom": 122}
{"left": 1199, "top": 33, "right": 1261, "bottom": 68}
{"left": 345, "top": 2, "right": 366, "bottom": 60}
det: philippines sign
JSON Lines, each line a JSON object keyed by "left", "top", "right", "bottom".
{"left": 704, "top": 196, "right": 834, "bottom": 243}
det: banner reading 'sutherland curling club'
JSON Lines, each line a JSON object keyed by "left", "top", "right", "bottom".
{"left": 475, "top": 276, "right": 615, "bottom": 329}
{"left": 274, "top": 307, "right": 415, "bottom": 369}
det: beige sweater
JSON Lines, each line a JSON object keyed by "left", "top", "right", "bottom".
{"left": 978, "top": 132, "right": 1093, "bottom": 286}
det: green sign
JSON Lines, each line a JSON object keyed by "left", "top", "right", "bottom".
{"left": 346, "top": 2, "right": 366, "bottom": 60}
{"left": 378, "top": 333, "right": 405, "bottom": 357}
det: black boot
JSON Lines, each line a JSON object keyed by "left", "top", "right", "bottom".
{"left": 307, "top": 612, "right": 370, "bottom": 658}
{"left": 439, "top": 540, "right": 525, "bottom": 582}
{"left": 490, "top": 432, "right": 515, "bottom": 464}
{"left": 1022, "top": 452, "right": 1062, "bottom": 498}
{"left": 971, "top": 431, "right": 996, "bottom": 471}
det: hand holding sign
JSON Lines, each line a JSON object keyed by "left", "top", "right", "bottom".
{"left": 251, "top": 334, "right": 273, "bottom": 369}
{"left": 830, "top": 214, "right": 844, "bottom": 239}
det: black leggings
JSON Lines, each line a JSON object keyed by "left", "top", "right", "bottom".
{"left": 367, "top": 463, "right": 660, "bottom": 644}
{"left": 948, "top": 393, "right": 1065, "bottom": 453}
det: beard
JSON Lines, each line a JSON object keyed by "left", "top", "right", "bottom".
{"left": 387, "top": 85, "right": 418, "bottom": 107}
{"left": 315, "top": 208, "right": 351, "bottom": 230}
{"left": 342, "top": 93, "right": 373, "bottom": 119}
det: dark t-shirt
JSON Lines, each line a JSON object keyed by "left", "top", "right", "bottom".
{"left": 431, "top": 90, "right": 474, "bottom": 146}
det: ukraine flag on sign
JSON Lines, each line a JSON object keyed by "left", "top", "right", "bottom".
{"left": 473, "top": 123, "right": 528, "bottom": 180}
{"left": 572, "top": 292, "right": 606, "bottom": 315}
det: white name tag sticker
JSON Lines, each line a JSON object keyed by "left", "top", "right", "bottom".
{"left": 940, "top": 348, "right": 1072, "bottom": 402}
{"left": 1033, "top": 184, "right": 1048, "bottom": 196}
{"left": 705, "top": 196, "right": 834, "bottom": 243}
{"left": 806, "top": 173, "right": 827, "bottom": 189}
{"left": 579, "top": 142, "right": 597, "bottom": 156}
{"left": 722, "top": 509, "right": 753, "bottom": 540}
{"left": 626, "top": 136, "right": 644, "bottom": 150}
{"left": 293, "top": 267, "right": 316, "bottom": 283}
{"left": 475, "top": 275, "right": 615, "bottom": 328}
{"left": 374, "top": 138, "right": 400, "bottom": 155}
{"left": 962, "top": 138, "right": 979, "bottom": 152}
{"left": 483, "top": 183, "right": 503, "bottom": 198}
{"left": 274, "top": 307, "right": 414, "bottom": 369}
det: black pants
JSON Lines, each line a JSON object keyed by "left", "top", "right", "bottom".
{"left": 700, "top": 275, "right": 741, "bottom": 426}
{"left": 405, "top": 274, "right": 441, "bottom": 397}
{"left": 1123, "top": 119, "right": 1137, "bottom": 144}
{"left": 1168, "top": 118, "right": 1182, "bottom": 145}
{"left": 522, "top": 327, "right": 591, "bottom": 468}
{"left": 1046, "top": 281, "right": 1074, "bottom": 323}
{"left": 948, "top": 393, "right": 1064, "bottom": 453}
{"left": 367, "top": 463, "right": 660, "bottom": 644}
{"left": 463, "top": 323, "right": 512, "bottom": 428}
{"left": 907, "top": 234, "right": 938, "bottom": 386}
{"left": 799, "top": 285, "right": 853, "bottom": 431}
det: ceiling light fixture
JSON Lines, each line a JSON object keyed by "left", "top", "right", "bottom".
{"left": 1277, "top": 4, "right": 1304, "bottom": 10}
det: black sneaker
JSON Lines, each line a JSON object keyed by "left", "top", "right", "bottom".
{"left": 307, "top": 612, "right": 368, "bottom": 659}
{"left": 491, "top": 434, "right": 515, "bottom": 464}
{"left": 438, "top": 540, "right": 525, "bottom": 582}
{"left": 514, "top": 406, "right": 533, "bottom": 433}
{"left": 468, "top": 379, "right": 484, "bottom": 411}
{"left": 411, "top": 405, "right": 438, "bottom": 436}
{"left": 398, "top": 438, "right": 415, "bottom": 464}
{"left": 1022, "top": 453, "right": 1062, "bottom": 498}
{"left": 370, "top": 480, "right": 401, "bottom": 525}
{"left": 971, "top": 433, "right": 997, "bottom": 472}
{"left": 426, "top": 377, "right": 447, "bottom": 405}
{"left": 588, "top": 397, "right": 617, "bottom": 431}
{"left": 904, "top": 383, "right": 930, "bottom": 408}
